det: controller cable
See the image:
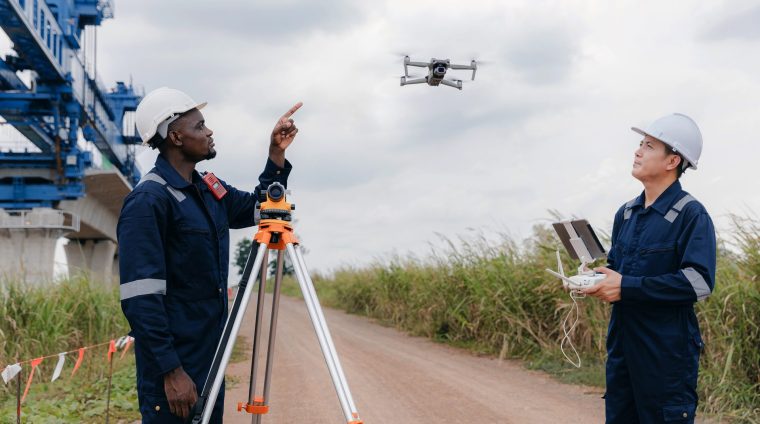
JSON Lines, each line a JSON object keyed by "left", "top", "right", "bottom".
{"left": 561, "top": 289, "right": 583, "bottom": 368}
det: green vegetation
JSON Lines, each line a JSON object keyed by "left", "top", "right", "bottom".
{"left": 0, "top": 277, "right": 256, "bottom": 422}
{"left": 3, "top": 216, "right": 757, "bottom": 422}
{"left": 309, "top": 216, "right": 760, "bottom": 423}
{"left": 0, "top": 277, "right": 138, "bottom": 422}
{"left": 0, "top": 356, "right": 138, "bottom": 424}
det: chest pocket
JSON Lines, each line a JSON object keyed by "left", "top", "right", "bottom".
{"left": 176, "top": 226, "right": 213, "bottom": 264}
{"left": 635, "top": 242, "right": 679, "bottom": 276}
{"left": 166, "top": 226, "right": 219, "bottom": 300}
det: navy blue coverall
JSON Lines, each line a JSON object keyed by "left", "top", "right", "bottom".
{"left": 118, "top": 154, "right": 290, "bottom": 423}
{"left": 605, "top": 180, "right": 716, "bottom": 423}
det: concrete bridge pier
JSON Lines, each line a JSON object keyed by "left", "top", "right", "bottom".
{"left": 64, "top": 239, "right": 118, "bottom": 284}
{"left": 0, "top": 208, "right": 79, "bottom": 284}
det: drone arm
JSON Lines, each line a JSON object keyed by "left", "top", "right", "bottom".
{"left": 450, "top": 60, "right": 477, "bottom": 80}
{"left": 439, "top": 79, "right": 463, "bottom": 90}
{"left": 400, "top": 76, "right": 427, "bottom": 86}
{"left": 407, "top": 61, "right": 429, "bottom": 67}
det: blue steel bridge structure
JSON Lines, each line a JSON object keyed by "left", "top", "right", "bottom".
{"left": 0, "top": 0, "right": 140, "bottom": 209}
{"left": 0, "top": 0, "right": 141, "bottom": 283}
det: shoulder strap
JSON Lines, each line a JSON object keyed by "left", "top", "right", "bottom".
{"left": 623, "top": 197, "right": 637, "bottom": 220}
{"left": 664, "top": 194, "right": 696, "bottom": 223}
{"left": 136, "top": 172, "right": 186, "bottom": 203}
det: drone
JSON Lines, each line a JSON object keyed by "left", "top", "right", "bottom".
{"left": 400, "top": 56, "right": 477, "bottom": 90}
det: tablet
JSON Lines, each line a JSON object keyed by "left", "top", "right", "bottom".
{"left": 551, "top": 219, "right": 606, "bottom": 262}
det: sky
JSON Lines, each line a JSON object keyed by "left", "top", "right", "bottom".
{"left": 9, "top": 0, "right": 760, "bottom": 277}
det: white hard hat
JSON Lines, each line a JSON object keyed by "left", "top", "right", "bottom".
{"left": 135, "top": 87, "right": 207, "bottom": 145}
{"left": 631, "top": 113, "right": 703, "bottom": 170}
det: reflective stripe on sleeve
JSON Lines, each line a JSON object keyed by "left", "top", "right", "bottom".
{"left": 120, "top": 278, "right": 167, "bottom": 300}
{"left": 682, "top": 267, "right": 711, "bottom": 301}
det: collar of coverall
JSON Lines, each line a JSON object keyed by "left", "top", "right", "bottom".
{"left": 154, "top": 153, "right": 202, "bottom": 189}
{"left": 631, "top": 180, "right": 683, "bottom": 216}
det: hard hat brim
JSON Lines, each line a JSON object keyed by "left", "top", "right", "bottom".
{"left": 630, "top": 126, "right": 698, "bottom": 170}
{"left": 631, "top": 126, "right": 646, "bottom": 137}
{"left": 632, "top": 126, "right": 673, "bottom": 148}
{"left": 141, "top": 101, "right": 208, "bottom": 146}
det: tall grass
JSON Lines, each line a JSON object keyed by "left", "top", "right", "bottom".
{"left": 312, "top": 217, "right": 760, "bottom": 422}
{"left": 0, "top": 275, "right": 129, "bottom": 365}
{"left": 0, "top": 276, "right": 137, "bottom": 422}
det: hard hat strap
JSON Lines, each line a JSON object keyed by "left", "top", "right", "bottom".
{"left": 157, "top": 114, "right": 182, "bottom": 139}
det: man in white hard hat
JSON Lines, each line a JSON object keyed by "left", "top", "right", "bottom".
{"left": 117, "top": 87, "right": 302, "bottom": 423}
{"left": 583, "top": 113, "right": 716, "bottom": 423}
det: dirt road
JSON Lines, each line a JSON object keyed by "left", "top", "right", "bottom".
{"left": 221, "top": 294, "right": 606, "bottom": 423}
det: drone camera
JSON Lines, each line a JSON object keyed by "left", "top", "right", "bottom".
{"left": 432, "top": 61, "right": 448, "bottom": 75}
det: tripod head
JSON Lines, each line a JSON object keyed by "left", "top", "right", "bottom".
{"left": 256, "top": 182, "right": 294, "bottom": 221}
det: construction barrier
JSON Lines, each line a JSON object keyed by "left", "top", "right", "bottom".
{"left": 1, "top": 335, "right": 133, "bottom": 422}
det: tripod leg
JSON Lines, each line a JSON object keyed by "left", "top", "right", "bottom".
{"left": 292, "top": 245, "right": 361, "bottom": 418}
{"left": 247, "top": 249, "right": 270, "bottom": 424}
{"left": 262, "top": 250, "right": 285, "bottom": 404}
{"left": 286, "top": 243, "right": 361, "bottom": 423}
{"left": 194, "top": 242, "right": 269, "bottom": 424}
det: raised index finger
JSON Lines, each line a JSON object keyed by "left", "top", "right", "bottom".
{"left": 281, "top": 102, "right": 303, "bottom": 119}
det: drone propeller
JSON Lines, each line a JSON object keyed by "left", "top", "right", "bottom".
{"left": 392, "top": 52, "right": 414, "bottom": 63}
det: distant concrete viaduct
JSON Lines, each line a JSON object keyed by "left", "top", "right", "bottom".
{"left": 0, "top": 169, "right": 131, "bottom": 284}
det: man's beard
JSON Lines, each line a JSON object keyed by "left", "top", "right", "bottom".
{"left": 205, "top": 149, "right": 217, "bottom": 160}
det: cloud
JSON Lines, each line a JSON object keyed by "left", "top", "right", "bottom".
{"left": 503, "top": 25, "right": 581, "bottom": 85}
{"left": 54, "top": 0, "right": 760, "bottom": 274}
{"left": 700, "top": 5, "right": 760, "bottom": 41}
{"left": 113, "top": 0, "right": 367, "bottom": 41}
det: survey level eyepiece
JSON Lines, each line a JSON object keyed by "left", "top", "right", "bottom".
{"left": 267, "top": 182, "right": 285, "bottom": 201}
{"left": 257, "top": 182, "right": 286, "bottom": 202}
{"left": 256, "top": 182, "right": 294, "bottom": 221}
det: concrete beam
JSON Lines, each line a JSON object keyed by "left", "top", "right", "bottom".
{"left": 58, "top": 169, "right": 133, "bottom": 242}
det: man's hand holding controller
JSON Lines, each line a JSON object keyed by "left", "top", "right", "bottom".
{"left": 582, "top": 267, "right": 622, "bottom": 302}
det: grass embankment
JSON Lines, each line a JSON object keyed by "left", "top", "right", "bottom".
{"left": 0, "top": 277, "right": 138, "bottom": 423}
{"left": 306, "top": 216, "right": 760, "bottom": 423}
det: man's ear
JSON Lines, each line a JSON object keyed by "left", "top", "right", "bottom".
{"left": 666, "top": 153, "right": 682, "bottom": 171}
{"left": 168, "top": 130, "right": 182, "bottom": 147}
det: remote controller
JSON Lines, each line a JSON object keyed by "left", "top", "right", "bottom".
{"left": 545, "top": 269, "right": 606, "bottom": 290}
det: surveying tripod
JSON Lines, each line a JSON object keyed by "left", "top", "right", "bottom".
{"left": 190, "top": 182, "right": 362, "bottom": 424}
